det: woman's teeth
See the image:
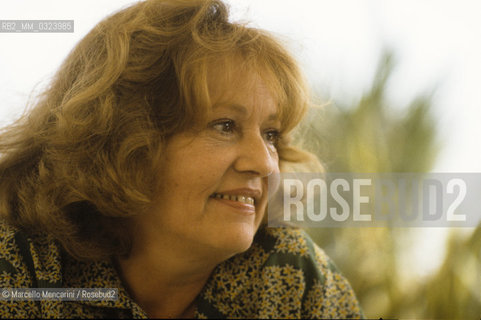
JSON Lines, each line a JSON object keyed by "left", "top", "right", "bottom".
{"left": 212, "top": 193, "right": 255, "bottom": 205}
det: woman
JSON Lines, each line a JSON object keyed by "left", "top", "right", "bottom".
{"left": 0, "top": 0, "right": 363, "bottom": 318}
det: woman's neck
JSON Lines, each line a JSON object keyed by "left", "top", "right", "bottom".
{"left": 115, "top": 236, "right": 219, "bottom": 318}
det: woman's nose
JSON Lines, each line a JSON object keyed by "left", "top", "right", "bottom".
{"left": 233, "top": 131, "right": 279, "bottom": 177}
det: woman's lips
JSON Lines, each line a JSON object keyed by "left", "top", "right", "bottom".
{"left": 211, "top": 193, "right": 255, "bottom": 205}
{"left": 210, "top": 193, "right": 256, "bottom": 215}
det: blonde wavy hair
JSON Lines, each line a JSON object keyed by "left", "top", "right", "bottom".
{"left": 0, "top": 0, "right": 319, "bottom": 260}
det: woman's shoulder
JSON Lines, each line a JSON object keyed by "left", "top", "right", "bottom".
{"left": 254, "top": 227, "right": 337, "bottom": 273}
{"left": 262, "top": 227, "right": 363, "bottom": 317}
{"left": 0, "top": 220, "right": 64, "bottom": 318}
{"left": 0, "top": 219, "right": 63, "bottom": 288}
{"left": 196, "top": 227, "right": 364, "bottom": 319}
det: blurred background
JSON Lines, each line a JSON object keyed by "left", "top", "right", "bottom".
{"left": 1, "top": 0, "right": 480, "bottom": 318}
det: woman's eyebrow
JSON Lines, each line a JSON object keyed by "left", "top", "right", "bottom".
{"left": 212, "top": 103, "right": 279, "bottom": 121}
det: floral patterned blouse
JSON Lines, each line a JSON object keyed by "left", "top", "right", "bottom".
{"left": 0, "top": 220, "right": 363, "bottom": 318}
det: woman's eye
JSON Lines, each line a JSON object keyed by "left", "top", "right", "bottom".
{"left": 264, "top": 129, "right": 281, "bottom": 145}
{"left": 211, "top": 119, "right": 236, "bottom": 134}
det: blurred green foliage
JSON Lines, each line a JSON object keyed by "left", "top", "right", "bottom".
{"left": 296, "top": 52, "right": 481, "bottom": 319}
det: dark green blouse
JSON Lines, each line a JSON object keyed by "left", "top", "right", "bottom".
{"left": 0, "top": 220, "right": 363, "bottom": 318}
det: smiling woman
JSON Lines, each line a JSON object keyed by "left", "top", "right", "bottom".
{"left": 0, "top": 0, "right": 362, "bottom": 318}
{"left": 142, "top": 69, "right": 280, "bottom": 257}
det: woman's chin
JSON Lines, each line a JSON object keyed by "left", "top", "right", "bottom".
{"left": 207, "top": 225, "right": 257, "bottom": 258}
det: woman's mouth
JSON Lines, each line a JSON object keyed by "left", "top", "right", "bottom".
{"left": 210, "top": 193, "right": 255, "bottom": 205}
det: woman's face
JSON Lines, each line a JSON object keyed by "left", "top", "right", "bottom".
{"left": 141, "top": 68, "right": 281, "bottom": 260}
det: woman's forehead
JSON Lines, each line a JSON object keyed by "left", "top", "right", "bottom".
{"left": 190, "top": 55, "right": 295, "bottom": 129}
{"left": 207, "top": 75, "right": 281, "bottom": 121}
{"left": 206, "top": 60, "right": 281, "bottom": 106}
